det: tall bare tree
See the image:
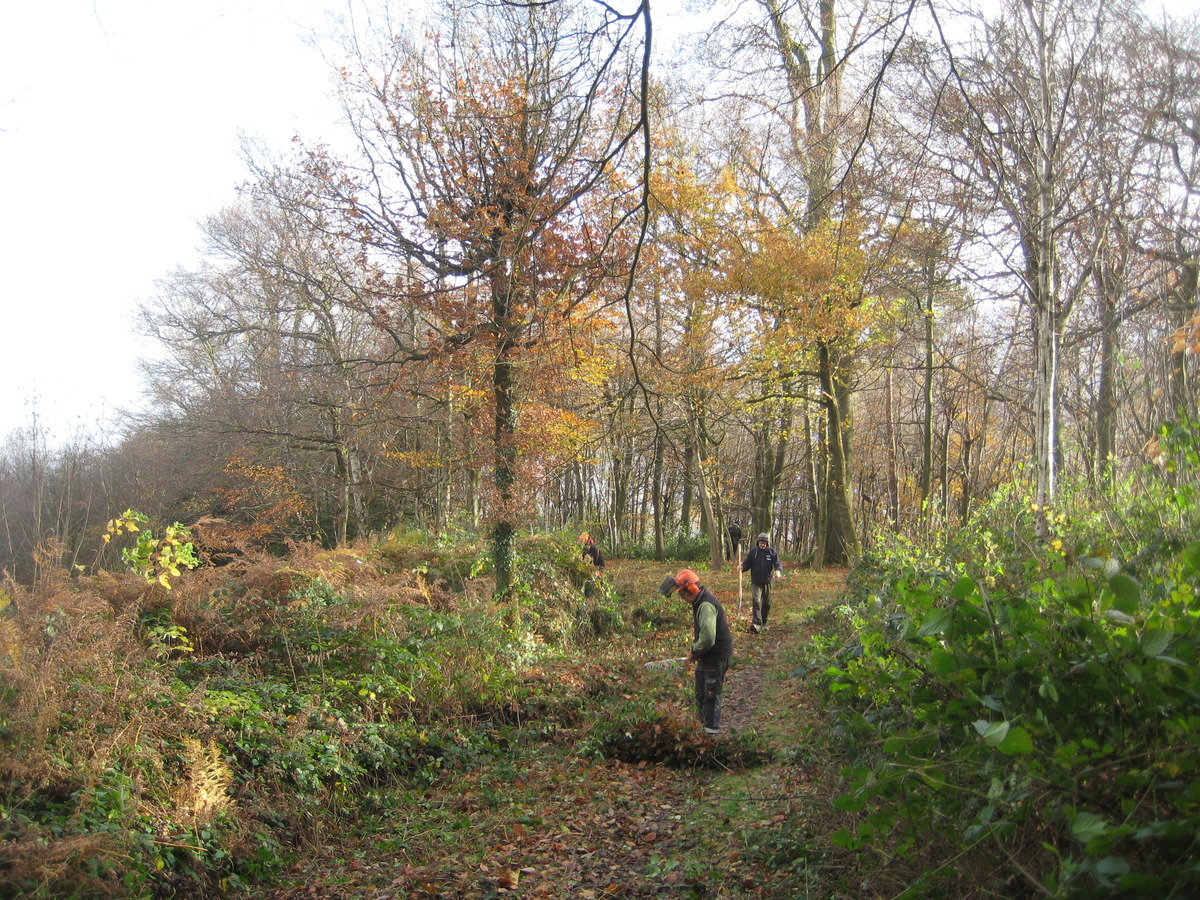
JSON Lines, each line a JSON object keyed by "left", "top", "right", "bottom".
{"left": 312, "top": 0, "right": 645, "bottom": 595}
{"left": 926, "top": 0, "right": 1144, "bottom": 536}
{"left": 139, "top": 180, "right": 388, "bottom": 545}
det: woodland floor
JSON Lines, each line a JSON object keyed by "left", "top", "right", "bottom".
{"left": 260, "top": 564, "right": 853, "bottom": 899}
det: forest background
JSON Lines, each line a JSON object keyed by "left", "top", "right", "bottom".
{"left": 5, "top": 1, "right": 1200, "bottom": 897}
{"left": 3, "top": 0, "right": 1200, "bottom": 585}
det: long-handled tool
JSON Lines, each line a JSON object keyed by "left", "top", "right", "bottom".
{"left": 738, "top": 564, "right": 743, "bottom": 614}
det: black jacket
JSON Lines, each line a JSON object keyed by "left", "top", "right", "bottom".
{"left": 741, "top": 545, "right": 780, "bottom": 586}
{"left": 583, "top": 543, "right": 605, "bottom": 569}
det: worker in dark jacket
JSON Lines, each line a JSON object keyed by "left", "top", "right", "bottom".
{"left": 579, "top": 532, "right": 605, "bottom": 570}
{"left": 580, "top": 533, "right": 605, "bottom": 597}
{"left": 741, "top": 533, "right": 782, "bottom": 633}
{"left": 658, "top": 569, "right": 733, "bottom": 735}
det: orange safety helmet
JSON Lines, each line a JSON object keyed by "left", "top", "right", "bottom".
{"left": 658, "top": 568, "right": 701, "bottom": 598}
{"left": 579, "top": 532, "right": 591, "bottom": 543}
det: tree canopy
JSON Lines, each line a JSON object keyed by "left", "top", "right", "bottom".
{"left": 4, "top": 0, "right": 1200, "bottom": 584}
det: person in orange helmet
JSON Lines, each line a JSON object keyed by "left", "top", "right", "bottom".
{"left": 579, "top": 532, "right": 605, "bottom": 571}
{"left": 658, "top": 569, "right": 733, "bottom": 736}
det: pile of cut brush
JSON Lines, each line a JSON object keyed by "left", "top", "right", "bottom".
{"left": 597, "top": 702, "right": 774, "bottom": 768}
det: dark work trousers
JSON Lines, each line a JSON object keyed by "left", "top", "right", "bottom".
{"left": 694, "top": 656, "right": 730, "bottom": 733}
{"left": 751, "top": 582, "right": 772, "bottom": 628}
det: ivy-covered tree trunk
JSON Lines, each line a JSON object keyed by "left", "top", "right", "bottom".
{"left": 652, "top": 423, "right": 665, "bottom": 561}
{"left": 817, "top": 342, "right": 860, "bottom": 566}
{"left": 492, "top": 272, "right": 519, "bottom": 599}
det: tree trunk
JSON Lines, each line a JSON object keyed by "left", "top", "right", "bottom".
{"left": 680, "top": 442, "right": 695, "bottom": 536}
{"left": 807, "top": 398, "right": 826, "bottom": 569}
{"left": 689, "top": 420, "right": 724, "bottom": 570}
{"left": 1094, "top": 261, "right": 1119, "bottom": 490}
{"left": 750, "top": 402, "right": 792, "bottom": 538}
{"left": 920, "top": 286, "right": 935, "bottom": 514}
{"left": 491, "top": 270, "right": 519, "bottom": 599}
{"left": 884, "top": 366, "right": 899, "bottom": 524}
{"left": 652, "top": 425, "right": 665, "bottom": 561}
{"left": 1032, "top": 298, "right": 1058, "bottom": 541}
{"left": 958, "top": 433, "right": 974, "bottom": 525}
{"left": 940, "top": 412, "right": 951, "bottom": 519}
{"left": 817, "top": 342, "right": 861, "bottom": 565}
{"left": 333, "top": 441, "right": 366, "bottom": 545}
{"left": 1167, "top": 256, "right": 1198, "bottom": 418}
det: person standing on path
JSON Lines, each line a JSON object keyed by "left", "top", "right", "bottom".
{"left": 657, "top": 569, "right": 733, "bottom": 736}
{"left": 727, "top": 520, "right": 743, "bottom": 562}
{"left": 740, "top": 533, "right": 782, "bottom": 633}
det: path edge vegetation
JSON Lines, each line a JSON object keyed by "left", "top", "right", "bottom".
{"left": 2, "top": 419, "right": 1200, "bottom": 897}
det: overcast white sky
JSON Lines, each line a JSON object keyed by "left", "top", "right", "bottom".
{"left": 0, "top": 0, "right": 344, "bottom": 444}
{"left": 2, "top": 0, "right": 1195, "bottom": 446}
{"left": 0, "top": 0, "right": 700, "bottom": 447}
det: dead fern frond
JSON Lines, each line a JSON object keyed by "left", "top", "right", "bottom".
{"left": 0, "top": 616, "right": 22, "bottom": 667}
{"left": 175, "top": 737, "right": 234, "bottom": 825}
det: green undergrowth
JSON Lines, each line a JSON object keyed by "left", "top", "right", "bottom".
{"left": 812, "top": 418, "right": 1200, "bottom": 899}
{"left": 0, "top": 533, "right": 771, "bottom": 898}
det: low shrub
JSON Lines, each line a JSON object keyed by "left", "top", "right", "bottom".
{"left": 0, "top": 530, "right": 674, "bottom": 896}
{"left": 819, "top": 419, "right": 1200, "bottom": 899}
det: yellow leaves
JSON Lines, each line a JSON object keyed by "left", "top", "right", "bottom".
{"left": 516, "top": 405, "right": 600, "bottom": 464}
{"left": 451, "top": 384, "right": 489, "bottom": 406}
{"left": 105, "top": 510, "right": 199, "bottom": 590}
{"left": 566, "top": 349, "right": 617, "bottom": 390}
{"left": 384, "top": 449, "right": 449, "bottom": 469}
{"left": 104, "top": 509, "right": 145, "bottom": 543}
{"left": 720, "top": 217, "right": 879, "bottom": 357}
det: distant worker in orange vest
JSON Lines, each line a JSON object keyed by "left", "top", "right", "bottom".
{"left": 579, "top": 532, "right": 605, "bottom": 571}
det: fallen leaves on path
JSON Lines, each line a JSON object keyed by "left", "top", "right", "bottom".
{"left": 265, "top": 567, "right": 849, "bottom": 899}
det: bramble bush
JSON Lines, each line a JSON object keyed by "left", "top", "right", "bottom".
{"left": 0, "top": 530, "right": 658, "bottom": 897}
{"left": 824, "top": 419, "right": 1200, "bottom": 898}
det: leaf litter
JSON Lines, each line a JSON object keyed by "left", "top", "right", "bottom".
{"left": 262, "top": 566, "right": 850, "bottom": 899}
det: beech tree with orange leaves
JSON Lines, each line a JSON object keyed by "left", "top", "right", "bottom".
{"left": 309, "top": 0, "right": 646, "bottom": 596}
{"left": 688, "top": 0, "right": 915, "bottom": 565}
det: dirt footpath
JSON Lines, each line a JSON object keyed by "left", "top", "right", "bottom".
{"left": 708, "top": 568, "right": 843, "bottom": 736}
